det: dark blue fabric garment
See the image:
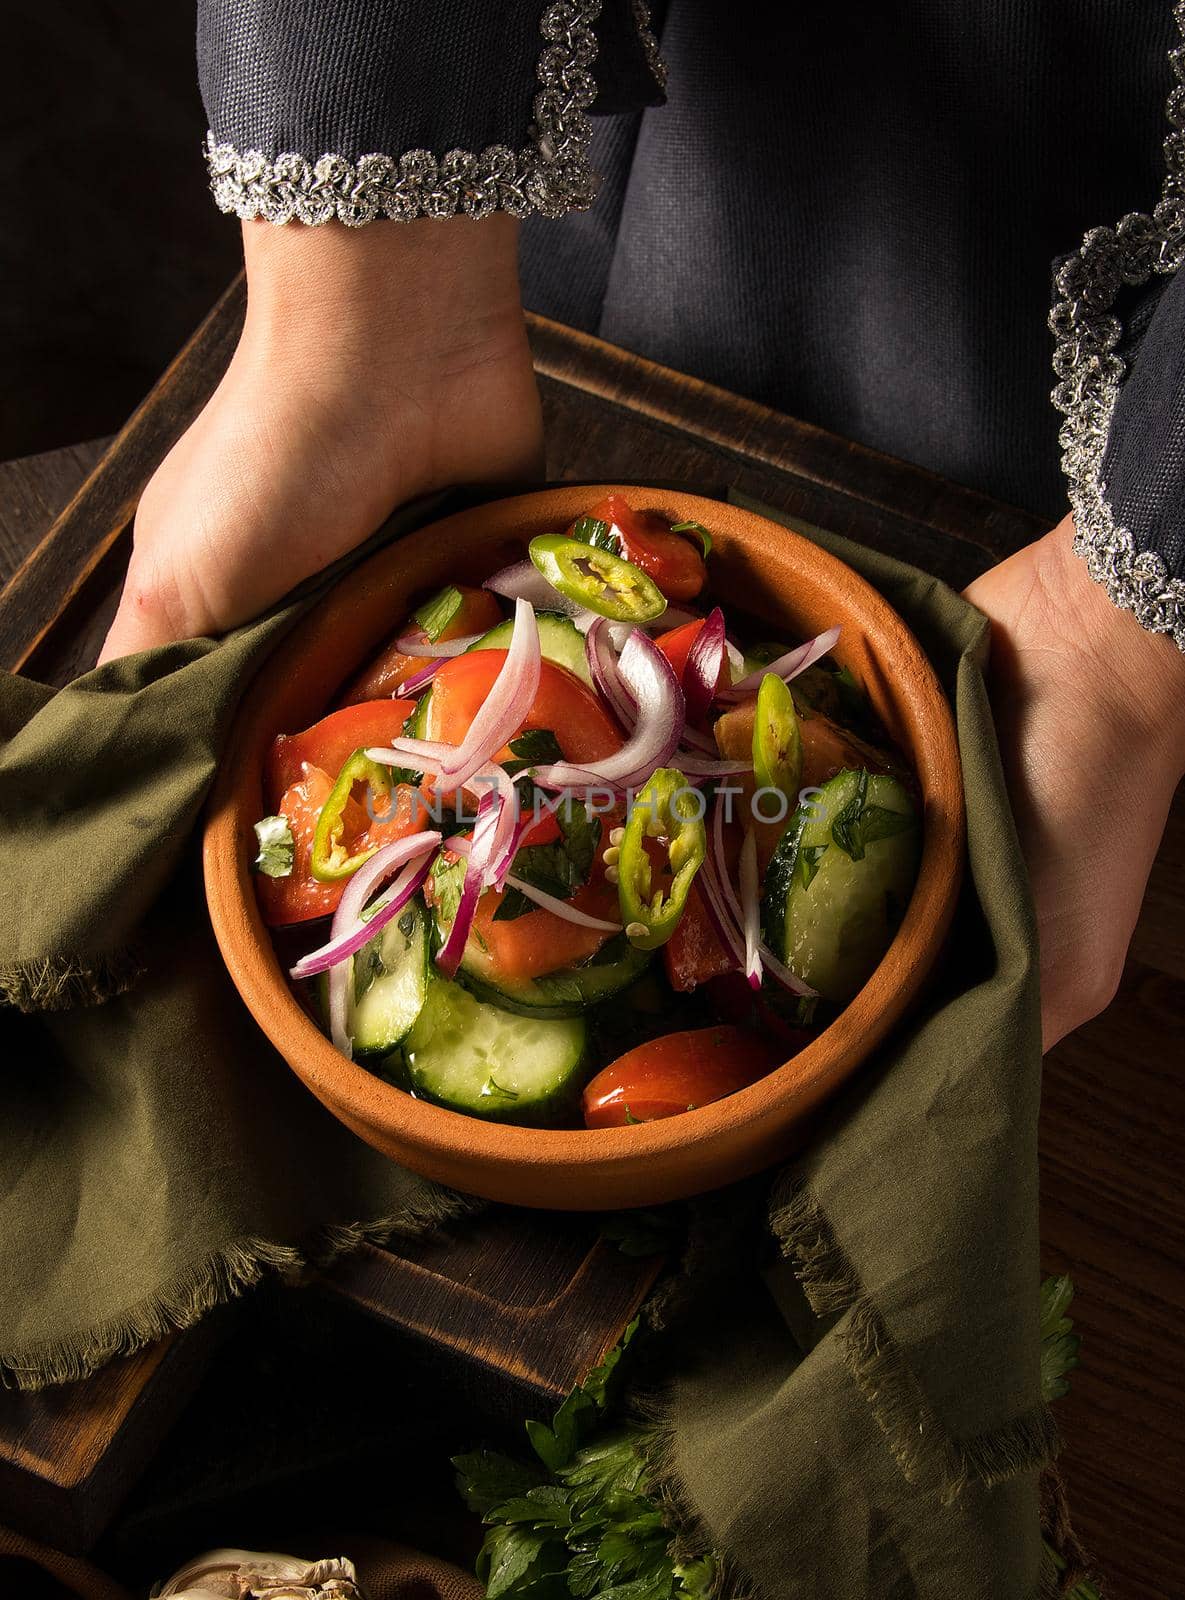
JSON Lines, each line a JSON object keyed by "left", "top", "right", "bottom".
{"left": 197, "top": 0, "right": 1185, "bottom": 585}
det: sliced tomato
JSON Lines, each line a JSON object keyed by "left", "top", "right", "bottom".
{"left": 256, "top": 764, "right": 426, "bottom": 928}
{"left": 705, "top": 972, "right": 815, "bottom": 1054}
{"left": 423, "top": 651, "right": 622, "bottom": 766}
{"left": 663, "top": 879, "right": 736, "bottom": 992}
{"left": 340, "top": 585, "right": 504, "bottom": 704}
{"left": 357, "top": 781, "right": 431, "bottom": 856}
{"left": 256, "top": 765, "right": 359, "bottom": 926}
{"left": 582, "top": 1026, "right": 780, "bottom": 1127}
{"left": 468, "top": 873, "right": 620, "bottom": 982}
{"left": 575, "top": 494, "right": 707, "bottom": 602}
{"left": 267, "top": 698, "right": 418, "bottom": 808}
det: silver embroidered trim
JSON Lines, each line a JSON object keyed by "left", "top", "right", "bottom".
{"left": 631, "top": 0, "right": 668, "bottom": 92}
{"left": 1051, "top": 0, "right": 1185, "bottom": 649}
{"left": 205, "top": 0, "right": 602, "bottom": 226}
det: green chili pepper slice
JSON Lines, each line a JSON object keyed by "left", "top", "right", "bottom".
{"left": 529, "top": 533, "right": 668, "bottom": 623}
{"left": 616, "top": 768, "right": 706, "bottom": 950}
{"left": 753, "top": 672, "right": 803, "bottom": 798}
{"left": 310, "top": 749, "right": 391, "bottom": 882}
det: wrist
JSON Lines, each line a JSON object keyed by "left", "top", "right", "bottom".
{"left": 238, "top": 215, "right": 528, "bottom": 372}
{"left": 1032, "top": 516, "right": 1185, "bottom": 784}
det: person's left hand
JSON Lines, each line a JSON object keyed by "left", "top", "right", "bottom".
{"left": 964, "top": 515, "right": 1185, "bottom": 1052}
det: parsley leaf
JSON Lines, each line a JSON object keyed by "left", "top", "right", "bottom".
{"left": 252, "top": 815, "right": 294, "bottom": 878}
{"left": 830, "top": 772, "right": 915, "bottom": 860}
{"left": 569, "top": 515, "right": 617, "bottom": 552}
{"left": 503, "top": 727, "right": 564, "bottom": 776}
{"left": 413, "top": 584, "right": 464, "bottom": 641}
{"left": 669, "top": 519, "right": 713, "bottom": 558}
{"left": 494, "top": 797, "right": 602, "bottom": 922}
{"left": 796, "top": 843, "right": 828, "bottom": 891}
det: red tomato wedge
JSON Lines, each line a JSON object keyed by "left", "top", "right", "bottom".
{"left": 256, "top": 766, "right": 356, "bottom": 926}
{"left": 340, "top": 585, "right": 503, "bottom": 704}
{"left": 663, "top": 879, "right": 736, "bottom": 992}
{"left": 267, "top": 699, "right": 417, "bottom": 808}
{"left": 467, "top": 873, "right": 621, "bottom": 982}
{"left": 575, "top": 494, "right": 707, "bottom": 602}
{"left": 582, "top": 1026, "right": 781, "bottom": 1127}
{"left": 257, "top": 765, "right": 427, "bottom": 929}
{"left": 423, "top": 651, "right": 622, "bottom": 766}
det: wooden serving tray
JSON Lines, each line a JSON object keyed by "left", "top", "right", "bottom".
{"left": 0, "top": 292, "right": 1181, "bottom": 1600}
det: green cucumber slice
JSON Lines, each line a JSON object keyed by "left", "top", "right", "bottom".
{"left": 470, "top": 612, "right": 592, "bottom": 685}
{"left": 456, "top": 937, "right": 653, "bottom": 1018}
{"left": 762, "top": 769, "right": 920, "bottom": 1006}
{"left": 402, "top": 976, "right": 587, "bottom": 1124}
{"left": 325, "top": 901, "right": 430, "bottom": 1057}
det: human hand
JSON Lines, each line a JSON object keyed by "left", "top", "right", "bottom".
{"left": 964, "top": 516, "right": 1185, "bottom": 1051}
{"left": 100, "top": 214, "right": 542, "bottom": 662}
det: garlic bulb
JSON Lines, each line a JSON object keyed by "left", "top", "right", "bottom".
{"left": 153, "top": 1548, "right": 364, "bottom": 1600}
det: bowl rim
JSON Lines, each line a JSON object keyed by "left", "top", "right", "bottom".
{"left": 203, "top": 486, "right": 964, "bottom": 1183}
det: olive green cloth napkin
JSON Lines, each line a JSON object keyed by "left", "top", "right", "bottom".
{"left": 659, "top": 497, "right": 1049, "bottom": 1599}
{"left": 0, "top": 490, "right": 1048, "bottom": 1596}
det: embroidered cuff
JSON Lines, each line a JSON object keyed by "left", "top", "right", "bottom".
{"left": 1050, "top": 0, "right": 1185, "bottom": 649}
{"left": 201, "top": 0, "right": 665, "bottom": 226}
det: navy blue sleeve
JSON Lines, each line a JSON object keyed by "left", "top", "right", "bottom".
{"left": 197, "top": 0, "right": 665, "bottom": 226}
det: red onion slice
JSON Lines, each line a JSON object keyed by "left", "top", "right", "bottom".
{"left": 398, "top": 661, "right": 443, "bottom": 695}
{"left": 738, "top": 827, "right": 762, "bottom": 990}
{"left": 533, "top": 629, "right": 685, "bottom": 792}
{"left": 678, "top": 723, "right": 717, "bottom": 755}
{"left": 436, "top": 788, "right": 500, "bottom": 978}
{"left": 697, "top": 845, "right": 746, "bottom": 971}
{"left": 368, "top": 598, "right": 541, "bottom": 791}
{"left": 290, "top": 831, "right": 442, "bottom": 984}
{"left": 392, "top": 629, "right": 484, "bottom": 659}
{"left": 585, "top": 617, "right": 638, "bottom": 729}
{"left": 683, "top": 607, "right": 726, "bottom": 723}
{"left": 718, "top": 626, "right": 842, "bottom": 705}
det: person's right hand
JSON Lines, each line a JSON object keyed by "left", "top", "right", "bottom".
{"left": 100, "top": 214, "right": 542, "bottom": 662}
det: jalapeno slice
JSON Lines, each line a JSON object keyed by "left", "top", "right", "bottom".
{"left": 617, "top": 768, "right": 707, "bottom": 950}
{"left": 310, "top": 749, "right": 391, "bottom": 882}
{"left": 753, "top": 672, "right": 803, "bottom": 798}
{"left": 529, "top": 533, "right": 668, "bottom": 624}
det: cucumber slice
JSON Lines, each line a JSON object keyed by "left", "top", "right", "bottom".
{"left": 402, "top": 976, "right": 588, "bottom": 1125}
{"left": 762, "top": 769, "right": 920, "bottom": 1006}
{"left": 325, "top": 901, "right": 430, "bottom": 1057}
{"left": 457, "top": 937, "right": 653, "bottom": 1019}
{"left": 471, "top": 612, "right": 592, "bottom": 685}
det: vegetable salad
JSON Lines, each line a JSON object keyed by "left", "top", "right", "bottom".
{"left": 252, "top": 496, "right": 921, "bottom": 1129}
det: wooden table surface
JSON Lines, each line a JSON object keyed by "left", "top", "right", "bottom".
{"left": 0, "top": 293, "right": 1181, "bottom": 1598}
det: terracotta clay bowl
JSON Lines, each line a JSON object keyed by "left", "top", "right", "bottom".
{"left": 203, "top": 487, "right": 964, "bottom": 1209}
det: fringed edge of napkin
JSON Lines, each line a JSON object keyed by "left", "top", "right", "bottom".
{"left": 769, "top": 1176, "right": 1058, "bottom": 1506}
{"left": 0, "top": 1187, "right": 481, "bottom": 1391}
{"left": 0, "top": 947, "right": 145, "bottom": 1012}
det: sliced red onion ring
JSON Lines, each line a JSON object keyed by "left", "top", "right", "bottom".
{"left": 586, "top": 617, "right": 638, "bottom": 728}
{"left": 393, "top": 629, "right": 483, "bottom": 659}
{"left": 533, "top": 629, "right": 684, "bottom": 792}
{"left": 718, "top": 626, "right": 842, "bottom": 704}
{"left": 678, "top": 724, "right": 717, "bottom": 755}
{"left": 436, "top": 789, "right": 500, "bottom": 978}
{"left": 697, "top": 844, "right": 746, "bottom": 972}
{"left": 738, "top": 827, "right": 762, "bottom": 990}
{"left": 709, "top": 794, "right": 746, "bottom": 936}
{"left": 485, "top": 558, "right": 573, "bottom": 614}
{"left": 398, "top": 660, "right": 443, "bottom": 695}
{"left": 368, "top": 598, "right": 541, "bottom": 791}
{"left": 290, "top": 831, "right": 442, "bottom": 984}
{"left": 759, "top": 941, "right": 817, "bottom": 999}
{"left": 675, "top": 752, "right": 752, "bottom": 777}
{"left": 447, "top": 836, "right": 622, "bottom": 933}
{"left": 683, "top": 607, "right": 726, "bottom": 722}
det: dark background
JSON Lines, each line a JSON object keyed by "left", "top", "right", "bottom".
{"left": 2, "top": 5, "right": 238, "bottom": 461}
